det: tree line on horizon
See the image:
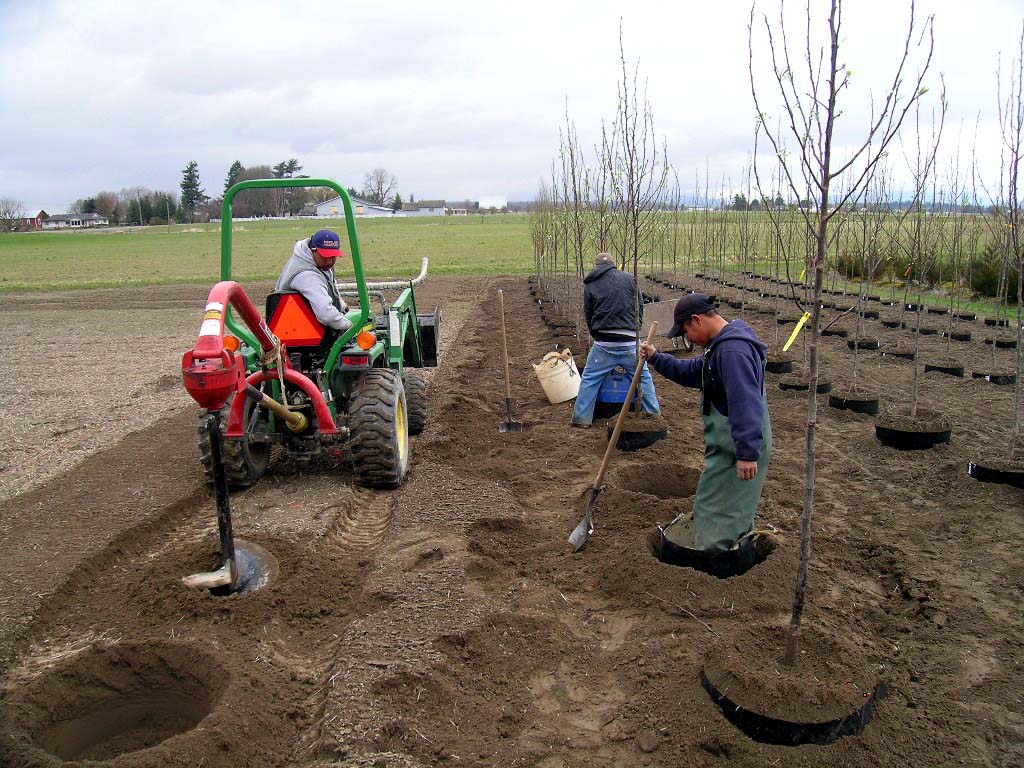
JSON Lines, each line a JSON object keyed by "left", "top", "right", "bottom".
{"left": 0, "top": 161, "right": 415, "bottom": 230}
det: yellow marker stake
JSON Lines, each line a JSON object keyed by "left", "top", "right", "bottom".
{"left": 782, "top": 312, "right": 813, "bottom": 352}
{"left": 799, "top": 268, "right": 806, "bottom": 282}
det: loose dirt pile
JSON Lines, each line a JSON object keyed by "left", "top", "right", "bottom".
{"left": 0, "top": 276, "right": 1021, "bottom": 767}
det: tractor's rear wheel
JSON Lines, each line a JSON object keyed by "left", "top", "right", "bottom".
{"left": 348, "top": 369, "right": 409, "bottom": 489}
{"left": 404, "top": 369, "right": 428, "bottom": 435}
{"left": 198, "top": 393, "right": 271, "bottom": 489}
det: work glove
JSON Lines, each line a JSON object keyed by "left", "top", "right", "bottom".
{"left": 333, "top": 315, "right": 353, "bottom": 333}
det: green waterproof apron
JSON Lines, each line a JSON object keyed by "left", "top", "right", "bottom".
{"left": 664, "top": 352, "right": 772, "bottom": 552}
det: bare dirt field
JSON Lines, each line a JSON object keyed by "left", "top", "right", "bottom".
{"left": 0, "top": 275, "right": 1021, "bottom": 767}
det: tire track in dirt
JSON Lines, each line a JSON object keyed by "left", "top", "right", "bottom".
{"left": 324, "top": 489, "right": 395, "bottom": 556}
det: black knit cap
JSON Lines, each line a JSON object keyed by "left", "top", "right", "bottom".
{"left": 667, "top": 293, "right": 717, "bottom": 338}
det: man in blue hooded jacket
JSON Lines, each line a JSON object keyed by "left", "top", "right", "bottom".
{"left": 639, "top": 293, "right": 771, "bottom": 551}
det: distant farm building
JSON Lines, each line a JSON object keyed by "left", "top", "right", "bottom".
{"left": 314, "top": 195, "right": 394, "bottom": 218}
{"left": 401, "top": 200, "right": 447, "bottom": 217}
{"left": 42, "top": 213, "right": 109, "bottom": 229}
{"left": 17, "top": 210, "right": 47, "bottom": 230}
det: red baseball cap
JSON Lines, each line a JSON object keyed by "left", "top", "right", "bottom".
{"left": 311, "top": 229, "right": 343, "bottom": 258}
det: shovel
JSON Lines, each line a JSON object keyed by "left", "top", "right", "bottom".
{"left": 568, "top": 322, "right": 658, "bottom": 552}
{"left": 497, "top": 289, "right": 523, "bottom": 433}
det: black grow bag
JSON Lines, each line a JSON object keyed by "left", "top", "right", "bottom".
{"left": 607, "top": 422, "right": 668, "bottom": 452}
{"left": 984, "top": 317, "right": 1010, "bottom": 327}
{"left": 972, "top": 371, "right": 1017, "bottom": 385}
{"left": 942, "top": 330, "right": 972, "bottom": 342}
{"left": 701, "top": 672, "right": 888, "bottom": 746}
{"left": 766, "top": 358, "right": 794, "bottom": 374}
{"left": 847, "top": 339, "right": 880, "bottom": 351}
{"left": 875, "top": 420, "right": 951, "bottom": 450}
{"left": 881, "top": 319, "right": 903, "bottom": 329}
{"left": 967, "top": 461, "right": 1024, "bottom": 489}
{"left": 828, "top": 393, "right": 880, "bottom": 415}
{"left": 659, "top": 532, "right": 760, "bottom": 579}
{"left": 862, "top": 309, "right": 880, "bottom": 320}
{"left": 779, "top": 379, "right": 832, "bottom": 394}
{"left": 821, "top": 328, "right": 848, "bottom": 338}
{"left": 924, "top": 362, "right": 964, "bottom": 377}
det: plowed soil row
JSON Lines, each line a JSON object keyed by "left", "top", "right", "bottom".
{"left": 0, "top": 276, "right": 1022, "bottom": 768}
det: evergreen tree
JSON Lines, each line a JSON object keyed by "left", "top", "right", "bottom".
{"left": 180, "top": 161, "right": 207, "bottom": 222}
{"left": 224, "top": 161, "right": 244, "bottom": 194}
{"left": 391, "top": 193, "right": 403, "bottom": 212}
{"left": 272, "top": 158, "right": 302, "bottom": 178}
{"left": 272, "top": 158, "right": 306, "bottom": 214}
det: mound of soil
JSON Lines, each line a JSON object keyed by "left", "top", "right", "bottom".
{"left": 876, "top": 408, "right": 951, "bottom": 433}
{"left": 703, "top": 624, "right": 876, "bottom": 724}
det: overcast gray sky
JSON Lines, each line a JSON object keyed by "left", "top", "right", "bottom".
{"left": 1, "top": 0, "right": 1021, "bottom": 213}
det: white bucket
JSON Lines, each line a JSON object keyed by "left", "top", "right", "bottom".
{"left": 533, "top": 349, "right": 580, "bottom": 404}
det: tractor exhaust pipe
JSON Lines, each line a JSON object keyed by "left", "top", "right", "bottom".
{"left": 336, "top": 257, "right": 429, "bottom": 291}
{"left": 244, "top": 384, "right": 308, "bottom": 433}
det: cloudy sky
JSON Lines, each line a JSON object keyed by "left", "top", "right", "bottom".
{"left": 1, "top": 0, "right": 1021, "bottom": 213}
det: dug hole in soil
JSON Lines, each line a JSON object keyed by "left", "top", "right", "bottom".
{"left": 0, "top": 277, "right": 1023, "bottom": 767}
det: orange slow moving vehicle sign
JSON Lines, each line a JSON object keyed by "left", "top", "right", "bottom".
{"left": 268, "top": 294, "right": 326, "bottom": 347}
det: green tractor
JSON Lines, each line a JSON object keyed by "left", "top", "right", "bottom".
{"left": 183, "top": 178, "right": 439, "bottom": 491}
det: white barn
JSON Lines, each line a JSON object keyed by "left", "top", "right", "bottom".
{"left": 42, "top": 213, "right": 109, "bottom": 229}
{"left": 401, "top": 200, "right": 447, "bottom": 217}
{"left": 314, "top": 195, "right": 394, "bottom": 219}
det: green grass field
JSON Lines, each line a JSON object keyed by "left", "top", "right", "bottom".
{"left": 0, "top": 215, "right": 534, "bottom": 291}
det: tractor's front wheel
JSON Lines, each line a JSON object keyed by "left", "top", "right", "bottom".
{"left": 404, "top": 369, "right": 429, "bottom": 435}
{"left": 197, "top": 393, "right": 271, "bottom": 489}
{"left": 348, "top": 369, "right": 409, "bottom": 489}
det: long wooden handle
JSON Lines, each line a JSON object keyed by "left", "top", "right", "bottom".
{"left": 498, "top": 289, "right": 513, "bottom": 399}
{"left": 592, "top": 322, "right": 658, "bottom": 490}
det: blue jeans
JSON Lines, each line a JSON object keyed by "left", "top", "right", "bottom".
{"left": 571, "top": 344, "right": 661, "bottom": 425}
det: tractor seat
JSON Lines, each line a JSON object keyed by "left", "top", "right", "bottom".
{"left": 266, "top": 291, "right": 336, "bottom": 350}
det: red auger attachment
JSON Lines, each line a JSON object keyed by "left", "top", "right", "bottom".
{"left": 181, "top": 281, "right": 271, "bottom": 411}
{"left": 182, "top": 348, "right": 245, "bottom": 411}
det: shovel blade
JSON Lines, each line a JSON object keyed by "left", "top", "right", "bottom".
{"left": 568, "top": 489, "right": 599, "bottom": 552}
{"left": 499, "top": 420, "right": 524, "bottom": 433}
{"left": 567, "top": 513, "right": 593, "bottom": 552}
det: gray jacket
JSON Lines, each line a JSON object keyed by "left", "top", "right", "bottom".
{"left": 275, "top": 239, "right": 351, "bottom": 331}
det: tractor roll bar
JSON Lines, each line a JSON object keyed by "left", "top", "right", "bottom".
{"left": 337, "top": 257, "right": 429, "bottom": 292}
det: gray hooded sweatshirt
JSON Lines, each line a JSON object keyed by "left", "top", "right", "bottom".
{"left": 275, "top": 239, "right": 351, "bottom": 331}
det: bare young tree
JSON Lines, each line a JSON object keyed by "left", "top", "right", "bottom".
{"left": 0, "top": 198, "right": 27, "bottom": 232}
{"left": 749, "top": 0, "right": 936, "bottom": 663}
{"left": 608, "top": 22, "right": 670, "bottom": 343}
{"left": 362, "top": 168, "right": 398, "bottom": 206}
{"left": 993, "top": 23, "right": 1024, "bottom": 453}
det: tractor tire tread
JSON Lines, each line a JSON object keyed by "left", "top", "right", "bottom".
{"left": 348, "top": 369, "right": 409, "bottom": 489}
{"left": 405, "top": 369, "right": 429, "bottom": 435}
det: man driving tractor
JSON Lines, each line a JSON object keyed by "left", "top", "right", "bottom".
{"left": 276, "top": 228, "right": 353, "bottom": 333}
